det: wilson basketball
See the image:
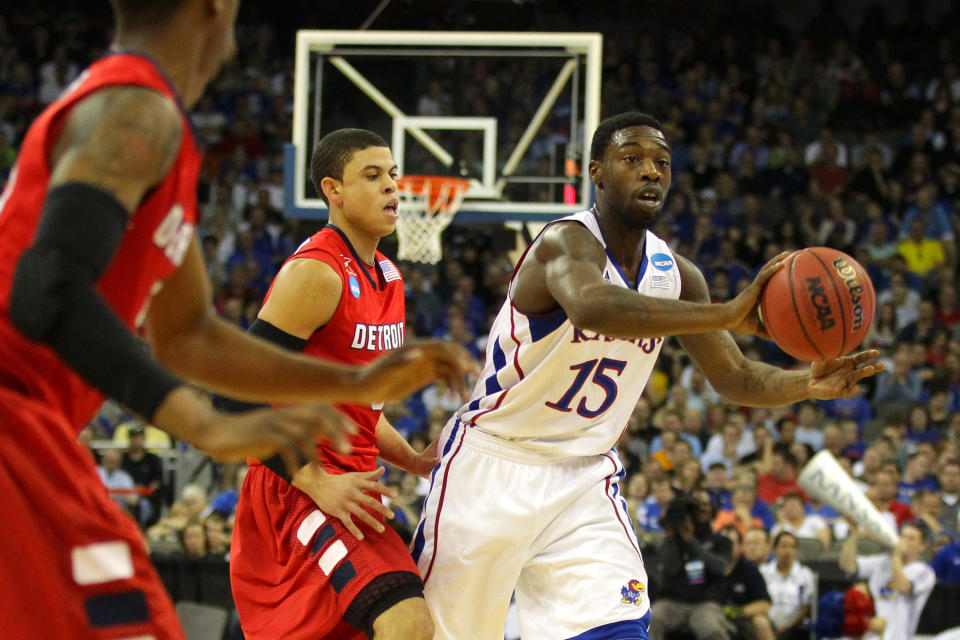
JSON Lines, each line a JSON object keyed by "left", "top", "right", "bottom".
{"left": 760, "top": 247, "right": 876, "bottom": 361}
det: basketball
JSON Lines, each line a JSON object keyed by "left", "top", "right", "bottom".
{"left": 760, "top": 247, "right": 876, "bottom": 362}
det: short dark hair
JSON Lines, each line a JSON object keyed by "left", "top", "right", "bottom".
{"left": 780, "top": 492, "right": 804, "bottom": 505}
{"left": 110, "top": 0, "right": 189, "bottom": 27}
{"left": 901, "top": 520, "right": 929, "bottom": 542}
{"left": 590, "top": 112, "right": 667, "bottom": 161}
{"left": 774, "top": 445, "right": 799, "bottom": 468}
{"left": 310, "top": 128, "right": 389, "bottom": 205}
{"left": 773, "top": 531, "right": 797, "bottom": 547}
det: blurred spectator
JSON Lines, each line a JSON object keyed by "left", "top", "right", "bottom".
{"left": 97, "top": 448, "right": 137, "bottom": 513}
{"left": 904, "top": 403, "right": 943, "bottom": 447}
{"left": 872, "top": 345, "right": 924, "bottom": 407}
{"left": 899, "top": 450, "right": 938, "bottom": 505}
{"left": 794, "top": 401, "right": 824, "bottom": 450}
{"left": 839, "top": 522, "right": 936, "bottom": 640}
{"left": 743, "top": 527, "right": 772, "bottom": 567}
{"left": 939, "top": 458, "right": 960, "bottom": 539}
{"left": 652, "top": 409, "right": 703, "bottom": 458}
{"left": 869, "top": 469, "right": 914, "bottom": 529}
{"left": 771, "top": 492, "right": 832, "bottom": 550}
{"left": 876, "top": 273, "right": 922, "bottom": 330}
{"left": 179, "top": 484, "right": 209, "bottom": 521}
{"left": 932, "top": 536, "right": 960, "bottom": 582}
{"left": 637, "top": 475, "right": 675, "bottom": 533}
{"left": 703, "top": 462, "right": 732, "bottom": 510}
{"left": 911, "top": 488, "right": 946, "bottom": 540}
{"left": 715, "top": 479, "right": 774, "bottom": 533}
{"left": 898, "top": 218, "right": 946, "bottom": 278}
{"left": 756, "top": 444, "right": 802, "bottom": 505}
{"left": 121, "top": 424, "right": 164, "bottom": 528}
{"left": 180, "top": 520, "right": 208, "bottom": 560}
{"left": 718, "top": 524, "right": 775, "bottom": 640}
{"left": 205, "top": 514, "right": 231, "bottom": 560}
{"left": 648, "top": 496, "right": 734, "bottom": 640}
{"left": 209, "top": 464, "right": 249, "bottom": 520}
{"left": 759, "top": 532, "right": 816, "bottom": 640}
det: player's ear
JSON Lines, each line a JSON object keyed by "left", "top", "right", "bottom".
{"left": 588, "top": 160, "right": 603, "bottom": 189}
{"left": 320, "top": 177, "right": 342, "bottom": 207}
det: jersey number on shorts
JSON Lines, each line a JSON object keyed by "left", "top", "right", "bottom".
{"left": 545, "top": 357, "right": 626, "bottom": 418}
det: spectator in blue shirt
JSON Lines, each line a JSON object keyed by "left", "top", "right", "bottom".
{"left": 932, "top": 538, "right": 960, "bottom": 582}
{"left": 637, "top": 476, "right": 676, "bottom": 533}
{"left": 872, "top": 346, "right": 925, "bottom": 407}
{"left": 898, "top": 452, "right": 939, "bottom": 505}
{"left": 898, "top": 183, "right": 955, "bottom": 243}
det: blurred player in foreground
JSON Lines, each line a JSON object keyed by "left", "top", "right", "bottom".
{"left": 414, "top": 112, "right": 884, "bottom": 640}
{"left": 0, "top": 2, "right": 471, "bottom": 638}
{"left": 228, "top": 129, "right": 456, "bottom": 639}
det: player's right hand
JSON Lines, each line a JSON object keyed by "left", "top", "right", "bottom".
{"left": 293, "top": 464, "right": 397, "bottom": 541}
{"left": 200, "top": 404, "right": 356, "bottom": 478}
{"left": 723, "top": 251, "right": 790, "bottom": 336}
{"left": 357, "top": 340, "right": 479, "bottom": 402}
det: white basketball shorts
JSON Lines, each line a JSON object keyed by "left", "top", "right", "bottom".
{"left": 412, "top": 418, "right": 652, "bottom": 640}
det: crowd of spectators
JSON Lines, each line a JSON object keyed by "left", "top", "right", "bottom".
{"left": 6, "top": 1, "right": 960, "bottom": 636}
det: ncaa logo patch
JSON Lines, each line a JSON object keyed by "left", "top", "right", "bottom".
{"left": 621, "top": 579, "right": 645, "bottom": 606}
{"left": 651, "top": 253, "right": 674, "bottom": 271}
{"left": 349, "top": 275, "right": 361, "bottom": 298}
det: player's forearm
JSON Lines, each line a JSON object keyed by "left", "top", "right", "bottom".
{"left": 375, "top": 417, "right": 418, "bottom": 472}
{"left": 839, "top": 532, "right": 859, "bottom": 574}
{"left": 712, "top": 358, "right": 811, "bottom": 407}
{"left": 567, "top": 285, "right": 735, "bottom": 339}
{"left": 154, "top": 314, "right": 366, "bottom": 405}
{"left": 891, "top": 551, "right": 912, "bottom": 594}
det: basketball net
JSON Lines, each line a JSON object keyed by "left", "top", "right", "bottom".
{"left": 395, "top": 175, "right": 469, "bottom": 264}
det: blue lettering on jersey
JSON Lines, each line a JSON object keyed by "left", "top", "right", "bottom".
{"left": 651, "top": 253, "right": 674, "bottom": 271}
{"left": 349, "top": 275, "right": 361, "bottom": 298}
{"left": 571, "top": 328, "right": 663, "bottom": 353}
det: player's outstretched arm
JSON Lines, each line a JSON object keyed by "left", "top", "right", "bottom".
{"left": 676, "top": 256, "right": 884, "bottom": 407}
{"left": 7, "top": 86, "right": 356, "bottom": 474}
{"left": 519, "top": 222, "right": 787, "bottom": 340}
{"left": 146, "top": 242, "right": 476, "bottom": 406}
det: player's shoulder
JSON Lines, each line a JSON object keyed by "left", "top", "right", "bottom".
{"left": 54, "top": 85, "right": 183, "bottom": 184}
{"left": 277, "top": 254, "right": 342, "bottom": 289}
{"left": 533, "top": 218, "right": 605, "bottom": 266}
{"left": 68, "top": 85, "right": 182, "bottom": 143}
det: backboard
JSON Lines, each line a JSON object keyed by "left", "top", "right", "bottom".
{"left": 285, "top": 30, "right": 602, "bottom": 223}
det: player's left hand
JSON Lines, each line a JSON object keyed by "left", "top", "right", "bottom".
{"left": 807, "top": 349, "right": 885, "bottom": 400}
{"left": 406, "top": 439, "right": 439, "bottom": 478}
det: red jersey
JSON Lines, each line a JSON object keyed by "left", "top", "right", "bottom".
{"left": 266, "top": 226, "right": 405, "bottom": 473}
{"left": 757, "top": 473, "right": 806, "bottom": 505}
{"left": 0, "top": 53, "right": 201, "bottom": 430}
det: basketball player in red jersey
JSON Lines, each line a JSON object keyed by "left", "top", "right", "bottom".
{"left": 228, "top": 129, "right": 436, "bottom": 640}
{"left": 0, "top": 2, "right": 472, "bottom": 639}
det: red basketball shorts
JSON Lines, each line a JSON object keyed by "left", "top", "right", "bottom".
{"left": 0, "top": 389, "right": 183, "bottom": 640}
{"left": 230, "top": 464, "right": 423, "bottom": 640}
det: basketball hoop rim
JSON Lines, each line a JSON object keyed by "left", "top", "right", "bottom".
{"left": 396, "top": 175, "right": 471, "bottom": 193}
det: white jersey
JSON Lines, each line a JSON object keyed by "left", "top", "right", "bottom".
{"left": 856, "top": 554, "right": 936, "bottom": 640}
{"left": 457, "top": 210, "right": 681, "bottom": 460}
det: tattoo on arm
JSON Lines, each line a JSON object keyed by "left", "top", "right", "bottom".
{"left": 51, "top": 86, "right": 183, "bottom": 209}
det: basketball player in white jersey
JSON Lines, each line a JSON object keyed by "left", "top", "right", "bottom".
{"left": 413, "top": 112, "right": 884, "bottom": 640}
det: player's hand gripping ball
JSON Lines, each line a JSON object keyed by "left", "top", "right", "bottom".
{"left": 759, "top": 247, "right": 876, "bottom": 361}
